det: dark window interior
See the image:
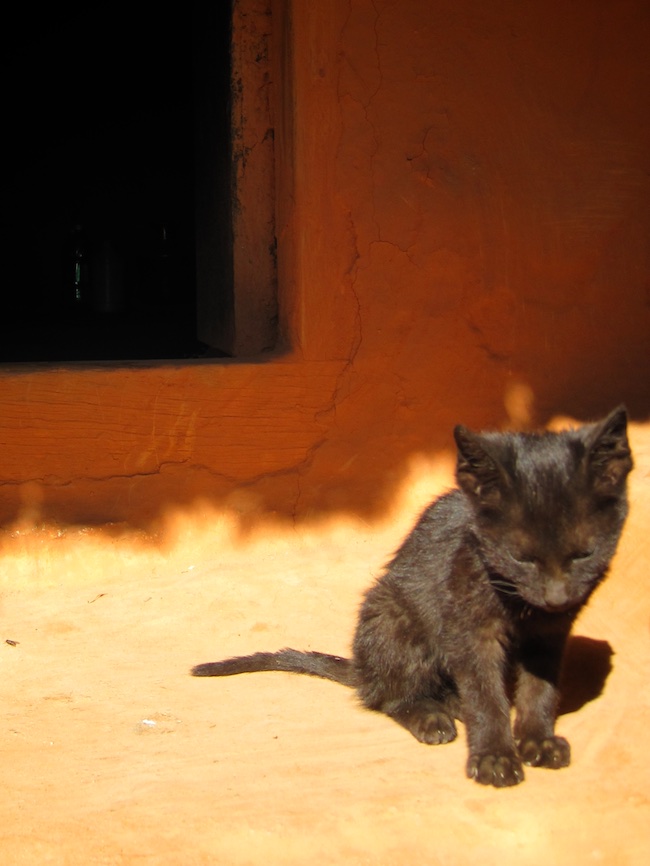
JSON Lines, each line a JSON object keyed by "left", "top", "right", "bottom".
{"left": 3, "top": 4, "right": 230, "bottom": 363}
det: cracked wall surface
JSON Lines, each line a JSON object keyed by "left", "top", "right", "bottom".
{"left": 1, "top": 0, "right": 649, "bottom": 534}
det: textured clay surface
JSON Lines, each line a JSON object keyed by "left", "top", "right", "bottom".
{"left": 1, "top": 418, "right": 648, "bottom": 865}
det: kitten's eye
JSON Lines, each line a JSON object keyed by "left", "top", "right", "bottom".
{"left": 513, "top": 553, "right": 539, "bottom": 565}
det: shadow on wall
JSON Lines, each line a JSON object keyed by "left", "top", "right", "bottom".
{"left": 0, "top": 367, "right": 648, "bottom": 549}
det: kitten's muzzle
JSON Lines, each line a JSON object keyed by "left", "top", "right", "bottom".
{"left": 543, "top": 579, "right": 570, "bottom": 610}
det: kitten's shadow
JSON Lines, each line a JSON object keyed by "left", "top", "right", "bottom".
{"left": 558, "top": 635, "right": 614, "bottom": 716}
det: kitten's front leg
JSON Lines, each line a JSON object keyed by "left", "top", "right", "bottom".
{"left": 514, "top": 671, "right": 570, "bottom": 768}
{"left": 455, "top": 642, "right": 525, "bottom": 788}
{"left": 514, "top": 633, "right": 571, "bottom": 770}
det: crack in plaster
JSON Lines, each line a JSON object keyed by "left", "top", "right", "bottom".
{"left": 0, "top": 460, "right": 193, "bottom": 490}
{"left": 339, "top": 4, "right": 422, "bottom": 264}
{"left": 294, "top": 1, "right": 399, "bottom": 509}
{"left": 366, "top": 0, "right": 384, "bottom": 246}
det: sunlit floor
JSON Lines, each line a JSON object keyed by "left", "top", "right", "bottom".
{"left": 1, "top": 419, "right": 648, "bottom": 865}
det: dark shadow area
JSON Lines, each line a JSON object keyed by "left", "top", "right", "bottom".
{"left": 3, "top": 4, "right": 231, "bottom": 363}
{"left": 558, "top": 636, "right": 614, "bottom": 716}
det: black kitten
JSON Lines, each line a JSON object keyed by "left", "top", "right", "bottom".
{"left": 192, "top": 407, "right": 633, "bottom": 787}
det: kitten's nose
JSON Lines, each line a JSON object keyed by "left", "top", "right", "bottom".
{"left": 544, "top": 579, "right": 569, "bottom": 609}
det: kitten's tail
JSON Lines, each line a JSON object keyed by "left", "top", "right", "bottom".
{"left": 191, "top": 648, "right": 358, "bottom": 688}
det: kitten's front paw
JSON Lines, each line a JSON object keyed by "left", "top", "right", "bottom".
{"left": 518, "top": 735, "right": 571, "bottom": 769}
{"left": 466, "top": 752, "right": 525, "bottom": 788}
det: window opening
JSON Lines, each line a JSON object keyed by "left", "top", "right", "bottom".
{"left": 3, "top": 4, "right": 235, "bottom": 363}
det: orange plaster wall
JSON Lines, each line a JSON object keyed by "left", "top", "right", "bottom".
{"left": 1, "top": 0, "right": 649, "bottom": 534}
{"left": 290, "top": 0, "right": 650, "bottom": 406}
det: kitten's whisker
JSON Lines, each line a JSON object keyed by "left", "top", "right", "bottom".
{"left": 489, "top": 578, "right": 520, "bottom": 597}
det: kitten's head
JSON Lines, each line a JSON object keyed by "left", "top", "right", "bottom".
{"left": 454, "top": 407, "right": 633, "bottom": 613}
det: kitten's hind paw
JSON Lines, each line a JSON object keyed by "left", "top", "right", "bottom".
{"left": 466, "top": 753, "right": 525, "bottom": 788}
{"left": 518, "top": 735, "right": 571, "bottom": 769}
{"left": 387, "top": 699, "right": 457, "bottom": 745}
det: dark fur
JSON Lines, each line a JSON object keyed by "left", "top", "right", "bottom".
{"left": 192, "top": 407, "right": 632, "bottom": 787}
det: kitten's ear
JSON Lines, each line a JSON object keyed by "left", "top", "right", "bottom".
{"left": 454, "top": 425, "right": 508, "bottom": 508}
{"left": 584, "top": 406, "right": 633, "bottom": 499}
